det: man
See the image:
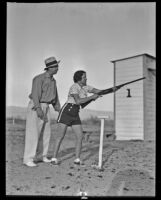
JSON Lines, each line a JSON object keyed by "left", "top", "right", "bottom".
{"left": 23, "top": 56, "right": 61, "bottom": 167}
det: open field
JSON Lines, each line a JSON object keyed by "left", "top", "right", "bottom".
{"left": 6, "top": 118, "right": 155, "bottom": 196}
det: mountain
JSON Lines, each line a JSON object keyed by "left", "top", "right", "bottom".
{"left": 6, "top": 106, "right": 27, "bottom": 119}
{"left": 79, "top": 109, "right": 113, "bottom": 120}
{"left": 6, "top": 106, "right": 113, "bottom": 120}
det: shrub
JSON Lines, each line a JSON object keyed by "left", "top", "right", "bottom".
{"left": 82, "top": 116, "right": 100, "bottom": 125}
{"left": 6, "top": 117, "right": 26, "bottom": 125}
{"left": 82, "top": 116, "right": 114, "bottom": 127}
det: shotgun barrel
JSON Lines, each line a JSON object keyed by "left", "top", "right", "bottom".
{"left": 81, "top": 77, "right": 146, "bottom": 109}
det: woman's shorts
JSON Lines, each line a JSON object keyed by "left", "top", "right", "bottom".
{"left": 57, "top": 103, "right": 81, "bottom": 126}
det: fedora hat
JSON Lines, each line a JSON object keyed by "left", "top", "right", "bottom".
{"left": 44, "top": 57, "right": 60, "bottom": 70}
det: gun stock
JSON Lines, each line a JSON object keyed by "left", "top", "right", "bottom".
{"left": 81, "top": 77, "right": 146, "bottom": 109}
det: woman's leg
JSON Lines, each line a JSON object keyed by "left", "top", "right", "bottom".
{"left": 52, "top": 123, "right": 68, "bottom": 158}
{"left": 71, "top": 125, "right": 83, "bottom": 159}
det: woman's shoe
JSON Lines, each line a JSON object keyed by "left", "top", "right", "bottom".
{"left": 50, "top": 158, "right": 60, "bottom": 165}
{"left": 74, "top": 158, "right": 84, "bottom": 165}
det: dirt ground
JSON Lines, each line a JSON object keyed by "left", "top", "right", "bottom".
{"left": 6, "top": 122, "right": 155, "bottom": 197}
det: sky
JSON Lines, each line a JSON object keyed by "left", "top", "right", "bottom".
{"left": 6, "top": 2, "right": 155, "bottom": 111}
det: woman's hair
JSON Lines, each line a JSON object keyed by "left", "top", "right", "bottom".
{"left": 73, "top": 70, "right": 86, "bottom": 83}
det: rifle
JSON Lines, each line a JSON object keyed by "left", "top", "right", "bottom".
{"left": 81, "top": 77, "right": 146, "bottom": 109}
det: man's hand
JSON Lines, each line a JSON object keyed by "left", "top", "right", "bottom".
{"left": 36, "top": 107, "right": 44, "bottom": 120}
{"left": 54, "top": 106, "right": 61, "bottom": 113}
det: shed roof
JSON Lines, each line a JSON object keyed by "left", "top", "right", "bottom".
{"left": 111, "top": 53, "right": 155, "bottom": 63}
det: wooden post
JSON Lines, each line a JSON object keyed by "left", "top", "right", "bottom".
{"left": 98, "top": 116, "right": 109, "bottom": 169}
{"left": 12, "top": 117, "right": 15, "bottom": 125}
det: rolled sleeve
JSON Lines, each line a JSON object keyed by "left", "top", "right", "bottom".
{"left": 31, "top": 76, "right": 42, "bottom": 109}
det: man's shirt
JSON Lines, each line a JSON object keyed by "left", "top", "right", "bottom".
{"left": 66, "top": 83, "right": 94, "bottom": 104}
{"left": 29, "top": 72, "right": 60, "bottom": 111}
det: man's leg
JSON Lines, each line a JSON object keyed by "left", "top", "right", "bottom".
{"left": 35, "top": 104, "right": 51, "bottom": 161}
{"left": 23, "top": 101, "right": 39, "bottom": 164}
{"left": 41, "top": 106, "right": 51, "bottom": 157}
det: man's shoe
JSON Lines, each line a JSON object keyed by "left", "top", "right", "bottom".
{"left": 43, "top": 157, "right": 52, "bottom": 163}
{"left": 24, "top": 161, "right": 37, "bottom": 167}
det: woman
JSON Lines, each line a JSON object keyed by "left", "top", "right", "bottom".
{"left": 51, "top": 70, "right": 102, "bottom": 165}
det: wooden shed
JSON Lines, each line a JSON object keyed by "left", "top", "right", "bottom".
{"left": 111, "top": 54, "right": 156, "bottom": 140}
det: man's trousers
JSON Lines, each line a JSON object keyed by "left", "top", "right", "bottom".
{"left": 23, "top": 100, "right": 51, "bottom": 164}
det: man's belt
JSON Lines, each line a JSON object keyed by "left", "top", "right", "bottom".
{"left": 40, "top": 101, "right": 51, "bottom": 104}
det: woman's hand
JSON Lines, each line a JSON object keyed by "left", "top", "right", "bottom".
{"left": 91, "top": 94, "right": 100, "bottom": 100}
